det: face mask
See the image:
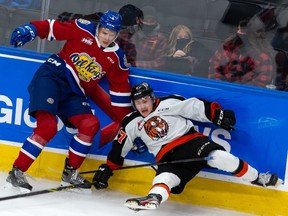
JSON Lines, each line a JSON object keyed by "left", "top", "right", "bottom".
{"left": 176, "top": 38, "right": 190, "bottom": 50}
{"left": 142, "top": 24, "right": 157, "bottom": 35}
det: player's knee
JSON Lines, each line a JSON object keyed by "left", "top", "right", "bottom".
{"left": 78, "top": 115, "right": 100, "bottom": 136}
{"left": 207, "top": 150, "right": 239, "bottom": 172}
{"left": 45, "top": 120, "right": 58, "bottom": 138}
{"left": 34, "top": 111, "right": 58, "bottom": 142}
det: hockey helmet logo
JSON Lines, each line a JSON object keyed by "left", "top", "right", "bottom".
{"left": 144, "top": 116, "right": 168, "bottom": 141}
{"left": 70, "top": 53, "right": 105, "bottom": 82}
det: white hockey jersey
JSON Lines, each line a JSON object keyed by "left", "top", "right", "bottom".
{"left": 107, "top": 95, "right": 222, "bottom": 169}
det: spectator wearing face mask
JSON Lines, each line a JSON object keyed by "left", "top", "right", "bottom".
{"left": 131, "top": 5, "right": 167, "bottom": 70}
{"left": 116, "top": 4, "right": 143, "bottom": 67}
{"left": 160, "top": 24, "right": 211, "bottom": 77}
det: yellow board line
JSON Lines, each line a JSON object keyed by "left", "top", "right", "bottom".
{"left": 0, "top": 143, "right": 287, "bottom": 215}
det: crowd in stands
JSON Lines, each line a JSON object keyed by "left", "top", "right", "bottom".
{"left": 2, "top": 1, "right": 288, "bottom": 91}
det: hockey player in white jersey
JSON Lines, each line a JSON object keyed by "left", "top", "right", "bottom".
{"left": 93, "top": 82, "right": 281, "bottom": 211}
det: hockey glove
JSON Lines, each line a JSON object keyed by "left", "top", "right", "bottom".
{"left": 213, "top": 109, "right": 236, "bottom": 131}
{"left": 93, "top": 164, "right": 113, "bottom": 190}
{"left": 132, "top": 137, "right": 147, "bottom": 153}
{"left": 10, "top": 24, "right": 37, "bottom": 47}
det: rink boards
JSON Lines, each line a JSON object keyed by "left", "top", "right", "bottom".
{"left": 0, "top": 142, "right": 287, "bottom": 215}
{"left": 1, "top": 46, "right": 288, "bottom": 215}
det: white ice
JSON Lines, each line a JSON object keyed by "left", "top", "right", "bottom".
{"left": 0, "top": 172, "right": 252, "bottom": 216}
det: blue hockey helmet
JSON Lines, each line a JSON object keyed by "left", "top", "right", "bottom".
{"left": 98, "top": 10, "right": 122, "bottom": 32}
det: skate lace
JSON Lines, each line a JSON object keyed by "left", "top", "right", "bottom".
{"left": 70, "top": 169, "right": 87, "bottom": 184}
{"left": 14, "top": 169, "right": 30, "bottom": 185}
{"left": 257, "top": 172, "right": 272, "bottom": 187}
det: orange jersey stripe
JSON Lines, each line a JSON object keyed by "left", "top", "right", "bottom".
{"left": 234, "top": 161, "right": 248, "bottom": 177}
{"left": 156, "top": 132, "right": 206, "bottom": 162}
{"left": 151, "top": 183, "right": 170, "bottom": 195}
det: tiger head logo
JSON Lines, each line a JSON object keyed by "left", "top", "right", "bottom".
{"left": 144, "top": 116, "right": 169, "bottom": 141}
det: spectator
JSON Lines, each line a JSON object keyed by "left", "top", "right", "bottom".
{"left": 131, "top": 5, "right": 167, "bottom": 70}
{"left": 271, "top": 22, "right": 288, "bottom": 91}
{"left": 160, "top": 24, "right": 211, "bottom": 77}
{"left": 116, "top": 4, "right": 143, "bottom": 67}
{"left": 208, "top": 19, "right": 274, "bottom": 88}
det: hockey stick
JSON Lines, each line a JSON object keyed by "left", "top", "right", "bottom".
{"left": 0, "top": 182, "right": 94, "bottom": 202}
{"left": 0, "top": 157, "right": 213, "bottom": 201}
{"left": 80, "top": 156, "right": 214, "bottom": 175}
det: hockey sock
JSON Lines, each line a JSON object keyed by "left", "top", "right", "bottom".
{"left": 149, "top": 184, "right": 170, "bottom": 203}
{"left": 232, "top": 159, "right": 258, "bottom": 182}
{"left": 208, "top": 150, "right": 258, "bottom": 181}
{"left": 149, "top": 172, "right": 181, "bottom": 202}
{"left": 68, "top": 135, "right": 92, "bottom": 169}
{"left": 14, "top": 137, "right": 45, "bottom": 172}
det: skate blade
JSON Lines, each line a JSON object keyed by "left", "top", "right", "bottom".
{"left": 60, "top": 181, "right": 92, "bottom": 194}
{"left": 3, "top": 182, "right": 31, "bottom": 193}
{"left": 125, "top": 201, "right": 158, "bottom": 211}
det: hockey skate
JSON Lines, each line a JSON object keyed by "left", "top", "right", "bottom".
{"left": 125, "top": 193, "right": 162, "bottom": 211}
{"left": 61, "top": 158, "right": 91, "bottom": 189}
{"left": 251, "top": 172, "right": 282, "bottom": 187}
{"left": 6, "top": 166, "right": 32, "bottom": 192}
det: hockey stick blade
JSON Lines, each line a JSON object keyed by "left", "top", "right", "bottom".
{"left": 80, "top": 156, "right": 214, "bottom": 175}
{"left": 0, "top": 182, "right": 92, "bottom": 202}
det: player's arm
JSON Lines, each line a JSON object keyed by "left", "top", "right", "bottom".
{"left": 105, "top": 52, "right": 133, "bottom": 122}
{"left": 199, "top": 99, "right": 236, "bottom": 131}
{"left": 30, "top": 19, "right": 84, "bottom": 41}
{"left": 168, "top": 96, "right": 236, "bottom": 131}
{"left": 92, "top": 114, "right": 137, "bottom": 189}
{"left": 10, "top": 19, "right": 86, "bottom": 47}
{"left": 92, "top": 129, "right": 126, "bottom": 190}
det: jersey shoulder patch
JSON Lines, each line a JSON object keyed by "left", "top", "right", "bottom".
{"left": 115, "top": 47, "right": 129, "bottom": 69}
{"left": 75, "top": 19, "right": 96, "bottom": 35}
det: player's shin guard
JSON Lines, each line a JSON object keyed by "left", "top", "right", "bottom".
{"left": 207, "top": 150, "right": 258, "bottom": 181}
{"left": 61, "top": 135, "right": 92, "bottom": 188}
{"left": 68, "top": 135, "right": 92, "bottom": 168}
{"left": 14, "top": 137, "right": 45, "bottom": 172}
{"left": 149, "top": 172, "right": 181, "bottom": 203}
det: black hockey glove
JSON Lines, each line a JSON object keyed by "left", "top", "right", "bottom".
{"left": 213, "top": 109, "right": 236, "bottom": 131}
{"left": 93, "top": 164, "right": 113, "bottom": 190}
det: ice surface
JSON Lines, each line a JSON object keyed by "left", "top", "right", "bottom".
{"left": 0, "top": 172, "right": 252, "bottom": 216}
